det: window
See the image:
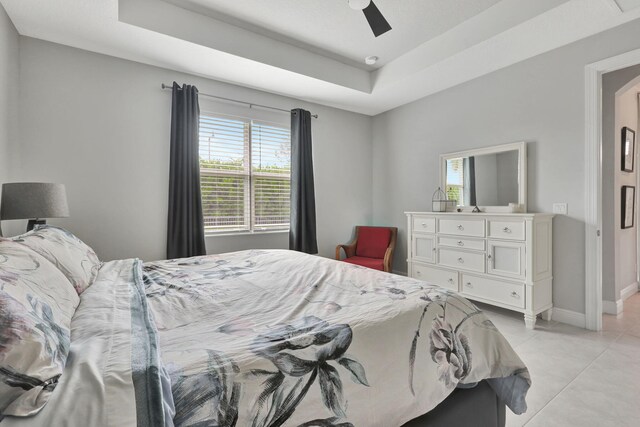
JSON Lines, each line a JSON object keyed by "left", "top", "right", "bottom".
{"left": 445, "top": 158, "right": 464, "bottom": 203}
{"left": 199, "top": 112, "right": 291, "bottom": 233}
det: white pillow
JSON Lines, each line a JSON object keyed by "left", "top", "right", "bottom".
{"left": 0, "top": 240, "right": 79, "bottom": 417}
{"left": 12, "top": 225, "right": 101, "bottom": 295}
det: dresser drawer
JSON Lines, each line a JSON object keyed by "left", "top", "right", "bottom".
{"left": 412, "top": 216, "right": 436, "bottom": 234}
{"left": 438, "top": 218, "right": 485, "bottom": 237}
{"left": 488, "top": 219, "right": 526, "bottom": 240}
{"left": 438, "top": 236, "right": 485, "bottom": 251}
{"left": 411, "top": 263, "right": 458, "bottom": 292}
{"left": 461, "top": 274, "right": 525, "bottom": 309}
{"left": 438, "top": 248, "right": 485, "bottom": 273}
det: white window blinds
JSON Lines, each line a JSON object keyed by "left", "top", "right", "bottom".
{"left": 446, "top": 158, "right": 464, "bottom": 186}
{"left": 199, "top": 112, "right": 291, "bottom": 233}
{"left": 445, "top": 158, "right": 464, "bottom": 203}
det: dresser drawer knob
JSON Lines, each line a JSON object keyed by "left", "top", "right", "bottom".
{"left": 457, "top": 224, "right": 464, "bottom": 230}
{"left": 448, "top": 278, "right": 454, "bottom": 284}
{"left": 510, "top": 291, "right": 519, "bottom": 298}
{"left": 416, "top": 271, "right": 422, "bottom": 276}
{"left": 487, "top": 254, "right": 492, "bottom": 259}
{"left": 458, "top": 257, "right": 464, "bottom": 264}
{"left": 457, "top": 241, "right": 464, "bottom": 246}
{"left": 422, "top": 222, "right": 427, "bottom": 227}
{"left": 503, "top": 227, "right": 511, "bottom": 233}
{"left": 465, "top": 282, "right": 472, "bottom": 288}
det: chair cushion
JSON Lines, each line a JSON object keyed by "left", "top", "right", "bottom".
{"left": 0, "top": 240, "right": 79, "bottom": 416}
{"left": 342, "top": 256, "right": 385, "bottom": 271}
{"left": 355, "top": 227, "right": 391, "bottom": 259}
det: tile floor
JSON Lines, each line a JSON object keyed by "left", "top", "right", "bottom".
{"left": 479, "top": 293, "right": 640, "bottom": 427}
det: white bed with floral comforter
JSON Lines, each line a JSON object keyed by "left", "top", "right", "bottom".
{"left": 1, "top": 246, "right": 530, "bottom": 427}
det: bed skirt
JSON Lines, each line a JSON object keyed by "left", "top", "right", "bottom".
{"left": 402, "top": 381, "right": 506, "bottom": 427}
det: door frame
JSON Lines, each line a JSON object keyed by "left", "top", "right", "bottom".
{"left": 585, "top": 48, "right": 640, "bottom": 330}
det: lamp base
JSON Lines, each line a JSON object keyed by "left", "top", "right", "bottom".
{"left": 27, "top": 219, "right": 46, "bottom": 232}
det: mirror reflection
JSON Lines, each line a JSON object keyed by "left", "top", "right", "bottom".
{"left": 445, "top": 150, "right": 520, "bottom": 207}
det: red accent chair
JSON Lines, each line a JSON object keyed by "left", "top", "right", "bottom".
{"left": 335, "top": 226, "right": 398, "bottom": 272}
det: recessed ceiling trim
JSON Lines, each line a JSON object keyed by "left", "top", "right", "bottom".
{"left": 615, "top": 0, "right": 640, "bottom": 12}
{"left": 161, "top": 0, "right": 505, "bottom": 69}
{"left": 120, "top": 0, "right": 372, "bottom": 93}
{"left": 370, "top": 0, "right": 637, "bottom": 112}
{"left": 372, "top": 0, "right": 570, "bottom": 88}
{"left": 160, "top": 0, "right": 374, "bottom": 70}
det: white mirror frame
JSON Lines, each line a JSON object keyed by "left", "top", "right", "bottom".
{"left": 439, "top": 141, "right": 527, "bottom": 213}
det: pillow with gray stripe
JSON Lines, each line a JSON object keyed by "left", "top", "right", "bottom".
{"left": 0, "top": 240, "right": 79, "bottom": 417}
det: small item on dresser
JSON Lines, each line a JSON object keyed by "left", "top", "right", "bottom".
{"left": 472, "top": 205, "right": 481, "bottom": 213}
{"left": 509, "top": 203, "right": 521, "bottom": 213}
{"left": 432, "top": 187, "right": 456, "bottom": 212}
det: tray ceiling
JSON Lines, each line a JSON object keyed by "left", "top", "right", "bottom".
{"left": 163, "top": 0, "right": 503, "bottom": 69}
{"left": 3, "top": 0, "right": 640, "bottom": 115}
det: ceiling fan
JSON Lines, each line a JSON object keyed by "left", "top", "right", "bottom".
{"left": 348, "top": 0, "right": 392, "bottom": 37}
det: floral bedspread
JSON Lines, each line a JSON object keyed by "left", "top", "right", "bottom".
{"left": 143, "top": 250, "right": 530, "bottom": 427}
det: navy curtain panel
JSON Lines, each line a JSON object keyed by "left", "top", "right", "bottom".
{"left": 463, "top": 156, "right": 477, "bottom": 206}
{"left": 289, "top": 108, "right": 318, "bottom": 254}
{"left": 167, "top": 82, "right": 206, "bottom": 259}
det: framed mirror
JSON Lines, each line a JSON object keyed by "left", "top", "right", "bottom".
{"left": 440, "top": 142, "right": 527, "bottom": 213}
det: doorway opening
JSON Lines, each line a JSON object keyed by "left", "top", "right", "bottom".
{"left": 600, "top": 70, "right": 640, "bottom": 327}
{"left": 585, "top": 50, "right": 640, "bottom": 330}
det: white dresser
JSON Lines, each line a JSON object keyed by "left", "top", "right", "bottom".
{"left": 406, "top": 212, "right": 554, "bottom": 329}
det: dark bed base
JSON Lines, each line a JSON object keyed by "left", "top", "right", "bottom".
{"left": 401, "top": 380, "right": 506, "bottom": 427}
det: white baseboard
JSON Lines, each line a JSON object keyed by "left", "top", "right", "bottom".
{"left": 602, "top": 299, "right": 623, "bottom": 315}
{"left": 602, "top": 282, "right": 640, "bottom": 315}
{"left": 621, "top": 282, "right": 639, "bottom": 301}
{"left": 552, "top": 308, "right": 586, "bottom": 328}
{"left": 602, "top": 282, "right": 638, "bottom": 315}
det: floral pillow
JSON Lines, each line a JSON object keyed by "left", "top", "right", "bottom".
{"left": 12, "top": 225, "right": 101, "bottom": 295}
{"left": 0, "top": 240, "right": 80, "bottom": 417}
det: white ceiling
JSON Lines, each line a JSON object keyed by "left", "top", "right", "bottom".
{"left": 163, "top": 0, "right": 503, "bottom": 69}
{"left": 3, "top": 0, "right": 640, "bottom": 115}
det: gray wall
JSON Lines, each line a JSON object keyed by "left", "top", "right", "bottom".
{"left": 473, "top": 154, "right": 498, "bottom": 206}
{"left": 372, "top": 18, "right": 640, "bottom": 315}
{"left": 14, "top": 38, "right": 373, "bottom": 262}
{"left": 0, "top": 4, "right": 18, "bottom": 191}
{"left": 496, "top": 151, "right": 519, "bottom": 206}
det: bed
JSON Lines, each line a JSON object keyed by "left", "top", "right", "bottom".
{"left": 0, "top": 228, "right": 530, "bottom": 426}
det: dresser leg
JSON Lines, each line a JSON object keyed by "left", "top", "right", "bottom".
{"left": 541, "top": 308, "right": 553, "bottom": 322}
{"left": 524, "top": 313, "right": 536, "bottom": 330}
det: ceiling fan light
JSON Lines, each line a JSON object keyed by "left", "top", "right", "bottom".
{"left": 348, "top": 0, "right": 371, "bottom": 11}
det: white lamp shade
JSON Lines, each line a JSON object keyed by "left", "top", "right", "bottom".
{"left": 1, "top": 183, "right": 70, "bottom": 220}
{"left": 348, "top": 0, "right": 371, "bottom": 10}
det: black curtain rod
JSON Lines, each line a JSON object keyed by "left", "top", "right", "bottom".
{"left": 161, "top": 84, "right": 318, "bottom": 118}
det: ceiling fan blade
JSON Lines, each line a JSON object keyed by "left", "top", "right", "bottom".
{"left": 362, "top": 1, "right": 392, "bottom": 37}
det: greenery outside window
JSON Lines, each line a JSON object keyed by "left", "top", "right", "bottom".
{"left": 445, "top": 158, "right": 464, "bottom": 204}
{"left": 199, "top": 112, "right": 291, "bottom": 234}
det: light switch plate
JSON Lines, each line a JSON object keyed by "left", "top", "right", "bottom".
{"left": 553, "top": 203, "right": 568, "bottom": 215}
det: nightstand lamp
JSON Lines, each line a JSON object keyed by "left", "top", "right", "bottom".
{"left": 1, "top": 183, "right": 70, "bottom": 232}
